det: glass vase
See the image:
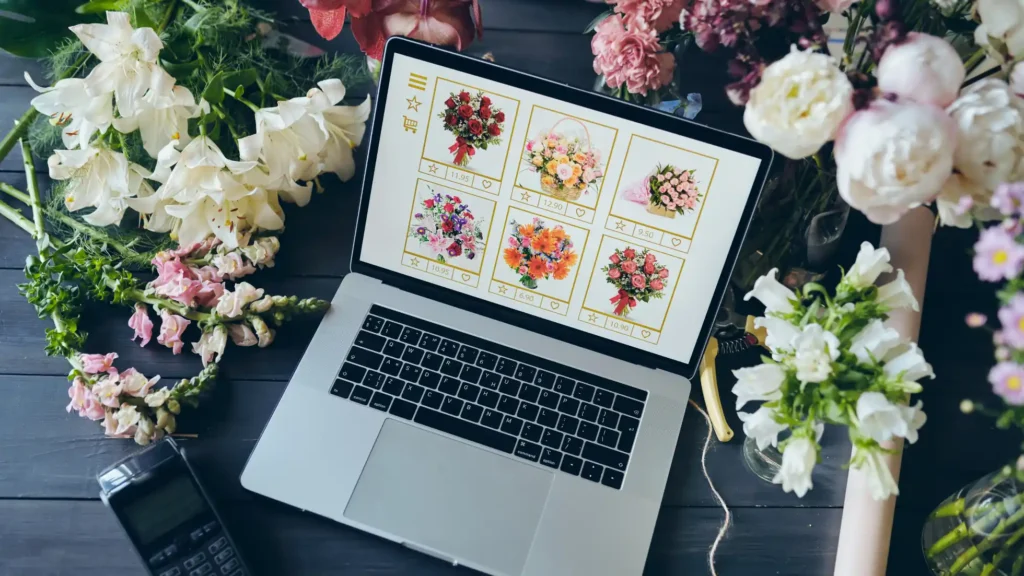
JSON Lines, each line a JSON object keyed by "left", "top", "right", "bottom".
{"left": 742, "top": 435, "right": 782, "bottom": 484}
{"left": 922, "top": 467, "right": 1024, "bottom": 576}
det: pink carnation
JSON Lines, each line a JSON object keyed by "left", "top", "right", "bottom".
{"left": 591, "top": 16, "right": 675, "bottom": 96}
{"left": 610, "top": 0, "right": 685, "bottom": 32}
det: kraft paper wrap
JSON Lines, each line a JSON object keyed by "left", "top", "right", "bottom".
{"left": 833, "top": 206, "right": 934, "bottom": 576}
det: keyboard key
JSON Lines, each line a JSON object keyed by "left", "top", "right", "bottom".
{"left": 558, "top": 396, "right": 580, "bottom": 416}
{"left": 499, "top": 377, "right": 521, "bottom": 397}
{"left": 389, "top": 398, "right": 417, "bottom": 420}
{"left": 553, "top": 377, "right": 574, "bottom": 396}
{"left": 458, "top": 382, "right": 480, "bottom": 402}
{"left": 439, "top": 376, "right": 460, "bottom": 395}
{"left": 557, "top": 415, "right": 579, "bottom": 435}
{"left": 369, "top": 392, "right": 392, "bottom": 412}
{"left": 578, "top": 421, "right": 599, "bottom": 441}
{"left": 541, "top": 428, "right": 563, "bottom": 449}
{"left": 497, "top": 395, "right": 520, "bottom": 415}
{"left": 521, "top": 423, "right": 543, "bottom": 442}
{"left": 598, "top": 409, "right": 619, "bottom": 429}
{"left": 535, "top": 370, "right": 556, "bottom": 389}
{"left": 439, "top": 339, "right": 460, "bottom": 357}
{"left": 540, "top": 448, "right": 562, "bottom": 469}
{"left": 501, "top": 415, "right": 524, "bottom": 436}
{"left": 440, "top": 358, "right": 464, "bottom": 378}
{"left": 220, "top": 558, "right": 241, "bottom": 572}
{"left": 421, "top": 352, "right": 444, "bottom": 371}
{"left": 380, "top": 358, "right": 402, "bottom": 377}
{"left": 330, "top": 379, "right": 353, "bottom": 399}
{"left": 593, "top": 389, "right": 614, "bottom": 409}
{"left": 514, "top": 439, "right": 541, "bottom": 462}
{"left": 382, "top": 321, "right": 404, "bottom": 339}
{"left": 350, "top": 386, "right": 373, "bottom": 405}
{"left": 382, "top": 339, "right": 405, "bottom": 358}
{"left": 481, "top": 408, "right": 503, "bottom": 429}
{"left": 422, "top": 390, "right": 443, "bottom": 409}
{"left": 613, "top": 395, "right": 644, "bottom": 419}
{"left": 480, "top": 371, "right": 502, "bottom": 390}
{"left": 362, "top": 315, "right": 385, "bottom": 333}
{"left": 460, "top": 364, "right": 483, "bottom": 384}
{"left": 562, "top": 436, "right": 583, "bottom": 456}
{"left": 517, "top": 402, "right": 539, "bottom": 422}
{"left": 461, "top": 402, "right": 484, "bottom": 423}
{"left": 579, "top": 403, "right": 600, "bottom": 423}
{"left": 401, "top": 346, "right": 425, "bottom": 365}
{"left": 618, "top": 424, "right": 638, "bottom": 453}
{"left": 573, "top": 383, "right": 595, "bottom": 402}
{"left": 354, "top": 330, "right": 386, "bottom": 352}
{"left": 364, "top": 371, "right": 385, "bottom": 390}
{"left": 476, "top": 352, "right": 498, "bottom": 371}
{"left": 538, "top": 390, "right": 559, "bottom": 409}
{"left": 518, "top": 384, "right": 541, "bottom": 403}
{"left": 514, "top": 364, "right": 537, "bottom": 383}
{"left": 583, "top": 442, "right": 629, "bottom": 471}
{"left": 402, "top": 383, "right": 425, "bottom": 403}
{"left": 420, "top": 370, "right": 441, "bottom": 390}
{"left": 399, "top": 364, "right": 423, "bottom": 384}
{"left": 537, "top": 408, "right": 559, "bottom": 428}
{"left": 399, "top": 327, "right": 422, "bottom": 345}
{"left": 478, "top": 389, "right": 499, "bottom": 408}
{"left": 598, "top": 427, "right": 620, "bottom": 449}
{"left": 560, "top": 455, "right": 582, "bottom": 476}
{"left": 602, "top": 468, "right": 624, "bottom": 489}
{"left": 338, "top": 363, "right": 366, "bottom": 384}
{"left": 495, "top": 357, "right": 517, "bottom": 377}
{"left": 457, "top": 346, "right": 479, "bottom": 364}
{"left": 414, "top": 408, "right": 515, "bottom": 454}
{"left": 582, "top": 462, "right": 603, "bottom": 483}
{"left": 419, "top": 333, "right": 441, "bottom": 351}
{"left": 441, "top": 396, "right": 464, "bottom": 416}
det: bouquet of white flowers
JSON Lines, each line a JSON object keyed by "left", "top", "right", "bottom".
{"left": 736, "top": 242, "right": 932, "bottom": 500}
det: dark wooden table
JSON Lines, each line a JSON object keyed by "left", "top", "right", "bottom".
{"left": 0, "top": 2, "right": 1009, "bottom": 574}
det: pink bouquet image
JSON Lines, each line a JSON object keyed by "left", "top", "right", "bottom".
{"left": 602, "top": 247, "right": 669, "bottom": 317}
{"left": 623, "top": 164, "right": 702, "bottom": 219}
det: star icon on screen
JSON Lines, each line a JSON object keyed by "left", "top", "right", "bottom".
{"left": 614, "top": 219, "right": 627, "bottom": 231}
{"left": 498, "top": 284, "right": 509, "bottom": 295}
{"left": 428, "top": 163, "right": 439, "bottom": 174}
{"left": 406, "top": 95, "right": 422, "bottom": 111}
{"left": 410, "top": 257, "right": 421, "bottom": 267}
{"left": 587, "top": 313, "right": 599, "bottom": 323}
{"left": 519, "top": 191, "right": 531, "bottom": 202}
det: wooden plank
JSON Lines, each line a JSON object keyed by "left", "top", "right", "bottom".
{"left": 0, "top": 499, "right": 845, "bottom": 576}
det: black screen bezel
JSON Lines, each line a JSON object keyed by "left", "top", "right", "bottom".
{"left": 351, "top": 37, "right": 774, "bottom": 380}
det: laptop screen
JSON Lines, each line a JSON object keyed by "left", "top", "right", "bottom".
{"left": 358, "top": 49, "right": 765, "bottom": 368}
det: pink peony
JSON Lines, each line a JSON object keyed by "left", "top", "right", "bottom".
{"left": 631, "top": 274, "right": 646, "bottom": 289}
{"left": 876, "top": 33, "right": 964, "bottom": 108}
{"left": 157, "top": 310, "right": 191, "bottom": 355}
{"left": 650, "top": 279, "right": 665, "bottom": 291}
{"left": 350, "top": 0, "right": 483, "bottom": 61}
{"left": 621, "top": 260, "right": 638, "bottom": 274}
{"left": 591, "top": 16, "right": 674, "bottom": 96}
{"left": 610, "top": 0, "right": 685, "bottom": 32}
{"left": 608, "top": 268, "right": 622, "bottom": 280}
{"left": 80, "top": 353, "right": 118, "bottom": 375}
{"left": 128, "top": 304, "right": 154, "bottom": 347}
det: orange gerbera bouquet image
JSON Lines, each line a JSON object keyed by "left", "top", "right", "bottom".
{"left": 502, "top": 217, "right": 578, "bottom": 289}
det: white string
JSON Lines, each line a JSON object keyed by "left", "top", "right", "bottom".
{"left": 688, "top": 398, "right": 731, "bottom": 576}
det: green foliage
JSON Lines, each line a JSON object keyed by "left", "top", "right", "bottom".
{"left": 0, "top": 0, "right": 100, "bottom": 58}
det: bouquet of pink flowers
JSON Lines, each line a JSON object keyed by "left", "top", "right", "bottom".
{"left": 410, "top": 190, "right": 485, "bottom": 262}
{"left": 602, "top": 247, "right": 669, "bottom": 317}
{"left": 623, "top": 164, "right": 702, "bottom": 218}
{"left": 439, "top": 90, "right": 505, "bottom": 166}
{"left": 523, "top": 130, "right": 603, "bottom": 202}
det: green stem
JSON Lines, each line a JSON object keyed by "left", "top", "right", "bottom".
{"left": 964, "top": 48, "right": 987, "bottom": 75}
{"left": 123, "top": 287, "right": 213, "bottom": 323}
{"left": 0, "top": 198, "right": 35, "bottom": 236}
{"left": 932, "top": 498, "right": 967, "bottom": 519}
{"left": 158, "top": 0, "right": 179, "bottom": 32}
{"left": 180, "top": 0, "right": 206, "bottom": 12}
{"left": 20, "top": 139, "right": 44, "bottom": 241}
{"left": 928, "top": 494, "right": 1024, "bottom": 558}
{"left": 1015, "top": 553, "right": 1024, "bottom": 576}
{"left": 950, "top": 503, "right": 1024, "bottom": 574}
{"left": 982, "top": 527, "right": 1024, "bottom": 575}
{"left": 223, "top": 88, "right": 261, "bottom": 112}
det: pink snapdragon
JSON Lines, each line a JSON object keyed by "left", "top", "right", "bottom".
{"left": 128, "top": 304, "right": 154, "bottom": 347}
{"left": 157, "top": 310, "right": 191, "bottom": 355}
{"left": 591, "top": 15, "right": 674, "bottom": 96}
{"left": 66, "top": 378, "right": 105, "bottom": 421}
{"left": 80, "top": 353, "right": 118, "bottom": 375}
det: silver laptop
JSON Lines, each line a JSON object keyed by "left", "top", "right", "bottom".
{"left": 241, "top": 37, "right": 772, "bottom": 576}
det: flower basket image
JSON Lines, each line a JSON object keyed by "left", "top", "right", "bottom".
{"left": 439, "top": 90, "right": 506, "bottom": 167}
{"left": 622, "top": 164, "right": 703, "bottom": 219}
{"left": 409, "top": 189, "right": 486, "bottom": 263}
{"left": 522, "top": 118, "right": 604, "bottom": 202}
{"left": 502, "top": 217, "right": 578, "bottom": 289}
{"left": 602, "top": 247, "right": 669, "bottom": 317}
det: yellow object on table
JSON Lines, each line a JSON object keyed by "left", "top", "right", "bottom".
{"left": 698, "top": 337, "right": 734, "bottom": 442}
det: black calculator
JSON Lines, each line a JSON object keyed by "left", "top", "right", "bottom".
{"left": 97, "top": 438, "right": 251, "bottom": 576}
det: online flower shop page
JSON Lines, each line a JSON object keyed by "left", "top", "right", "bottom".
{"left": 360, "top": 53, "right": 763, "bottom": 365}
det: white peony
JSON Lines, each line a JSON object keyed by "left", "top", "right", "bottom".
{"left": 743, "top": 268, "right": 796, "bottom": 314}
{"left": 849, "top": 319, "right": 902, "bottom": 364}
{"left": 936, "top": 173, "right": 1001, "bottom": 229}
{"left": 113, "top": 72, "right": 206, "bottom": 158}
{"left": 845, "top": 242, "right": 892, "bottom": 289}
{"left": 25, "top": 74, "right": 112, "bottom": 149}
{"left": 883, "top": 343, "right": 934, "bottom": 382}
{"left": 975, "top": 0, "right": 1024, "bottom": 59}
{"left": 854, "top": 445, "right": 900, "bottom": 500}
{"left": 754, "top": 315, "right": 800, "bottom": 355}
{"left": 835, "top": 100, "right": 955, "bottom": 225}
{"left": 877, "top": 270, "right": 920, "bottom": 311}
{"left": 48, "top": 146, "right": 151, "bottom": 226}
{"left": 774, "top": 435, "right": 817, "bottom": 497}
{"left": 743, "top": 47, "right": 853, "bottom": 159}
{"left": 856, "top": 392, "right": 908, "bottom": 443}
{"left": 876, "top": 33, "right": 965, "bottom": 108}
{"left": 791, "top": 324, "right": 840, "bottom": 383}
{"left": 732, "top": 363, "right": 786, "bottom": 410}
{"left": 947, "top": 79, "right": 1024, "bottom": 191}
{"left": 738, "top": 406, "right": 788, "bottom": 450}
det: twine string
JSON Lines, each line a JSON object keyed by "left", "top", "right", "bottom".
{"left": 688, "top": 398, "right": 731, "bottom": 576}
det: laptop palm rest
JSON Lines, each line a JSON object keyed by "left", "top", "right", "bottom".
{"left": 345, "top": 419, "right": 553, "bottom": 574}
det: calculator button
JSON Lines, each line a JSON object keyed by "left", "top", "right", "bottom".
{"left": 220, "top": 558, "right": 241, "bottom": 573}
{"left": 190, "top": 528, "right": 206, "bottom": 541}
{"left": 159, "top": 569, "right": 181, "bottom": 576}
{"left": 214, "top": 548, "right": 234, "bottom": 564}
{"left": 184, "top": 552, "right": 206, "bottom": 569}
{"left": 203, "top": 521, "right": 218, "bottom": 534}
{"left": 208, "top": 537, "right": 227, "bottom": 554}
{"left": 190, "top": 563, "right": 213, "bottom": 576}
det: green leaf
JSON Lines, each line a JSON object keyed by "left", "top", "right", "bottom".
{"left": 222, "top": 69, "right": 259, "bottom": 92}
{"left": 202, "top": 72, "right": 225, "bottom": 105}
{"left": 0, "top": 0, "right": 101, "bottom": 58}
{"left": 75, "top": 1, "right": 128, "bottom": 15}
{"left": 583, "top": 9, "right": 613, "bottom": 34}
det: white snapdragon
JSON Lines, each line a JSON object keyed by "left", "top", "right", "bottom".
{"left": 791, "top": 324, "right": 840, "bottom": 383}
{"left": 774, "top": 435, "right": 817, "bottom": 497}
{"left": 738, "top": 406, "right": 788, "bottom": 450}
{"left": 193, "top": 325, "right": 228, "bottom": 366}
{"left": 845, "top": 242, "right": 893, "bottom": 289}
{"left": 732, "top": 363, "right": 786, "bottom": 410}
{"left": 215, "top": 282, "right": 265, "bottom": 319}
{"left": 743, "top": 268, "right": 796, "bottom": 314}
{"left": 849, "top": 319, "right": 902, "bottom": 363}
{"left": 48, "top": 146, "right": 151, "bottom": 226}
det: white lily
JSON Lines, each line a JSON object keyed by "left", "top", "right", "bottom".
{"left": 732, "top": 363, "right": 786, "bottom": 410}
{"left": 48, "top": 146, "right": 149, "bottom": 226}
{"left": 113, "top": 72, "right": 206, "bottom": 158}
{"left": 853, "top": 445, "right": 900, "bottom": 500}
{"left": 845, "top": 242, "right": 893, "bottom": 289}
{"left": 25, "top": 74, "right": 113, "bottom": 149}
{"left": 307, "top": 79, "right": 372, "bottom": 182}
{"left": 849, "top": 319, "right": 903, "bottom": 364}
{"left": 738, "top": 406, "right": 788, "bottom": 450}
{"left": 791, "top": 324, "right": 841, "bottom": 383}
{"left": 883, "top": 342, "right": 934, "bottom": 382}
{"left": 774, "top": 435, "right": 817, "bottom": 498}
{"left": 877, "top": 269, "right": 920, "bottom": 311}
{"left": 71, "top": 11, "right": 168, "bottom": 118}
{"left": 744, "top": 268, "right": 797, "bottom": 314}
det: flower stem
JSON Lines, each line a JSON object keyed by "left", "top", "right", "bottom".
{"left": 980, "top": 528, "right": 1024, "bottom": 576}
{"left": 223, "top": 88, "right": 261, "bottom": 113}
{"left": 122, "top": 286, "right": 213, "bottom": 323}
{"left": 0, "top": 198, "right": 35, "bottom": 236}
{"left": 158, "top": 0, "right": 179, "bottom": 32}
{"left": 20, "top": 139, "right": 44, "bottom": 241}
{"left": 964, "top": 48, "right": 987, "bottom": 75}
{"left": 180, "top": 0, "right": 206, "bottom": 12}
{"left": 949, "top": 504, "right": 1024, "bottom": 574}
{"left": 932, "top": 497, "right": 967, "bottom": 519}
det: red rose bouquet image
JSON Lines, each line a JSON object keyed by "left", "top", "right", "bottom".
{"left": 602, "top": 247, "right": 669, "bottom": 317}
{"left": 439, "top": 90, "right": 506, "bottom": 166}
{"left": 502, "top": 217, "right": 578, "bottom": 289}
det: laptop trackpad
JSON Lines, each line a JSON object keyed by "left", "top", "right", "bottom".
{"left": 345, "top": 419, "right": 553, "bottom": 575}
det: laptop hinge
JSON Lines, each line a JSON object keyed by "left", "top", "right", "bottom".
{"left": 401, "top": 541, "right": 459, "bottom": 566}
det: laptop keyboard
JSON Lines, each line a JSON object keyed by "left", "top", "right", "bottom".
{"left": 329, "top": 305, "right": 647, "bottom": 490}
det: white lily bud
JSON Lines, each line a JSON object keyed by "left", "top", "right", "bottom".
{"left": 732, "top": 363, "right": 786, "bottom": 410}
{"left": 743, "top": 268, "right": 796, "bottom": 314}
{"left": 877, "top": 269, "right": 919, "bottom": 311}
{"left": 846, "top": 242, "right": 893, "bottom": 289}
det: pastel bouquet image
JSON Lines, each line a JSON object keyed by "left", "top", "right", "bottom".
{"left": 522, "top": 119, "right": 604, "bottom": 202}
{"left": 622, "top": 164, "right": 702, "bottom": 219}
{"left": 410, "top": 191, "right": 486, "bottom": 263}
{"left": 502, "top": 218, "right": 579, "bottom": 289}
{"left": 602, "top": 247, "right": 670, "bottom": 317}
{"left": 439, "top": 90, "right": 506, "bottom": 166}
